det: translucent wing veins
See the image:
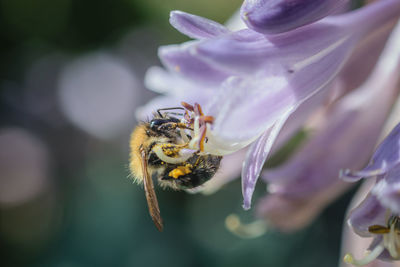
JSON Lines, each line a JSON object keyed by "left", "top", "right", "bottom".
{"left": 140, "top": 147, "right": 164, "bottom": 231}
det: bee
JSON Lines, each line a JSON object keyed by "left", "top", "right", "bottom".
{"left": 129, "top": 103, "right": 222, "bottom": 231}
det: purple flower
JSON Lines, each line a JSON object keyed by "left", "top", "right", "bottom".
{"left": 337, "top": 25, "right": 400, "bottom": 260}
{"left": 138, "top": 0, "right": 400, "bottom": 210}
{"left": 341, "top": 120, "right": 400, "bottom": 265}
{"left": 341, "top": 123, "right": 400, "bottom": 183}
{"left": 241, "top": 0, "right": 349, "bottom": 34}
{"left": 255, "top": 14, "right": 400, "bottom": 231}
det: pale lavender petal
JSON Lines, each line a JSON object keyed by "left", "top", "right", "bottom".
{"left": 340, "top": 180, "right": 383, "bottom": 267}
{"left": 372, "top": 164, "right": 400, "bottom": 214}
{"left": 338, "top": 20, "right": 395, "bottom": 94}
{"left": 348, "top": 194, "right": 387, "bottom": 237}
{"left": 192, "top": 24, "right": 349, "bottom": 75}
{"left": 206, "top": 75, "right": 297, "bottom": 145}
{"left": 157, "top": 1, "right": 400, "bottom": 148}
{"left": 270, "top": 82, "right": 333, "bottom": 152}
{"left": 341, "top": 123, "right": 400, "bottom": 181}
{"left": 189, "top": 20, "right": 378, "bottom": 146}
{"left": 144, "top": 66, "right": 190, "bottom": 94}
{"left": 241, "top": 0, "right": 349, "bottom": 34}
{"left": 169, "top": 10, "right": 229, "bottom": 39}
{"left": 345, "top": 168, "right": 400, "bottom": 263}
{"left": 158, "top": 44, "right": 230, "bottom": 85}
{"left": 207, "top": 36, "right": 354, "bottom": 145}
{"left": 242, "top": 107, "right": 294, "bottom": 210}
{"left": 263, "top": 44, "right": 400, "bottom": 196}
{"left": 194, "top": 0, "right": 400, "bottom": 75}
{"left": 363, "top": 123, "right": 400, "bottom": 173}
{"left": 342, "top": 19, "right": 400, "bottom": 182}
{"left": 135, "top": 90, "right": 214, "bottom": 120}
{"left": 262, "top": 111, "right": 362, "bottom": 196}
{"left": 241, "top": 79, "right": 338, "bottom": 209}
{"left": 258, "top": 18, "right": 400, "bottom": 229}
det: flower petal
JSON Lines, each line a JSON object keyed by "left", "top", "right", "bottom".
{"left": 135, "top": 90, "right": 214, "bottom": 120}
{"left": 338, "top": 20, "right": 396, "bottom": 94}
{"left": 144, "top": 66, "right": 189, "bottom": 94}
{"left": 341, "top": 122, "right": 400, "bottom": 182}
{"left": 372, "top": 164, "right": 400, "bottom": 214}
{"left": 257, "top": 17, "right": 400, "bottom": 231}
{"left": 192, "top": 24, "right": 350, "bottom": 75}
{"left": 339, "top": 17, "right": 400, "bottom": 181}
{"left": 206, "top": 75, "right": 296, "bottom": 146}
{"left": 169, "top": 10, "right": 230, "bottom": 39}
{"left": 194, "top": 0, "right": 400, "bottom": 75}
{"left": 348, "top": 194, "right": 387, "bottom": 237}
{"left": 263, "top": 26, "right": 400, "bottom": 195}
{"left": 240, "top": 0, "right": 349, "bottom": 34}
{"left": 241, "top": 107, "right": 294, "bottom": 210}
{"left": 158, "top": 43, "right": 230, "bottom": 85}
{"left": 205, "top": 34, "right": 355, "bottom": 146}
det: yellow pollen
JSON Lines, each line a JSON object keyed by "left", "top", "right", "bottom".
{"left": 169, "top": 164, "right": 193, "bottom": 179}
{"left": 343, "top": 254, "right": 354, "bottom": 264}
{"left": 175, "top": 65, "right": 181, "bottom": 72}
{"left": 161, "top": 144, "right": 180, "bottom": 157}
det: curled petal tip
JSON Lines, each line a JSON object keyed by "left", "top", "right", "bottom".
{"left": 339, "top": 169, "right": 361, "bottom": 182}
{"left": 340, "top": 167, "right": 387, "bottom": 183}
{"left": 169, "top": 10, "right": 229, "bottom": 39}
{"left": 339, "top": 168, "right": 373, "bottom": 182}
{"left": 240, "top": 0, "right": 349, "bottom": 34}
{"left": 169, "top": 10, "right": 182, "bottom": 17}
{"left": 242, "top": 201, "right": 251, "bottom": 210}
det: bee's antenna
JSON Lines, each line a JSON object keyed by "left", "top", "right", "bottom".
{"left": 157, "top": 107, "right": 184, "bottom": 117}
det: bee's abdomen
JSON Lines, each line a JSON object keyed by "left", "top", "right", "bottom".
{"left": 176, "top": 155, "right": 222, "bottom": 189}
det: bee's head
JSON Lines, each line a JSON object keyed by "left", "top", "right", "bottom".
{"left": 149, "top": 117, "right": 180, "bottom": 131}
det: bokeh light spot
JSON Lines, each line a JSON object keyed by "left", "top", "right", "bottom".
{"left": 58, "top": 53, "right": 140, "bottom": 140}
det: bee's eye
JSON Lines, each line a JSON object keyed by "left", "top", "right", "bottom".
{"left": 150, "top": 118, "right": 180, "bottom": 129}
{"left": 150, "top": 119, "right": 164, "bottom": 129}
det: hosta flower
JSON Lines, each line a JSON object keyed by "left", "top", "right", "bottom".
{"left": 341, "top": 124, "right": 400, "bottom": 185}
{"left": 339, "top": 180, "right": 399, "bottom": 267}
{"left": 342, "top": 122, "right": 400, "bottom": 266}
{"left": 255, "top": 16, "right": 400, "bottom": 231}
{"left": 241, "top": 0, "right": 349, "bottom": 34}
{"left": 339, "top": 22, "right": 400, "bottom": 261}
{"left": 138, "top": 0, "right": 400, "bottom": 210}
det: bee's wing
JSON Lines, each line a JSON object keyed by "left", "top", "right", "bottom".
{"left": 140, "top": 148, "right": 164, "bottom": 232}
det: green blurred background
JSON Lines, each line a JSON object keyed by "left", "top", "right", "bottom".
{"left": 0, "top": 1, "right": 354, "bottom": 266}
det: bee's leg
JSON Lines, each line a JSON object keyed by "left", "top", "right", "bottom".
{"left": 156, "top": 122, "right": 193, "bottom": 143}
{"left": 168, "top": 165, "right": 193, "bottom": 179}
{"left": 158, "top": 122, "right": 192, "bottom": 131}
{"left": 152, "top": 143, "right": 193, "bottom": 164}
